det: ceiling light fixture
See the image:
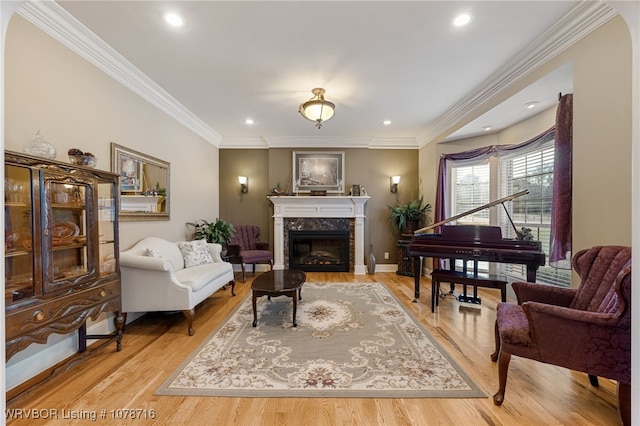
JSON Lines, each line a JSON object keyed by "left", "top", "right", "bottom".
{"left": 298, "top": 88, "right": 335, "bottom": 129}
{"left": 525, "top": 101, "right": 539, "bottom": 109}
{"left": 164, "top": 12, "right": 184, "bottom": 27}
{"left": 482, "top": 125, "right": 492, "bottom": 131}
{"left": 453, "top": 13, "right": 471, "bottom": 27}
{"left": 245, "top": 118, "right": 254, "bottom": 125}
{"left": 383, "top": 120, "right": 392, "bottom": 126}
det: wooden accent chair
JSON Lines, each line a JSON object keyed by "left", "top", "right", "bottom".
{"left": 491, "top": 245, "right": 631, "bottom": 425}
{"left": 227, "top": 225, "right": 273, "bottom": 282}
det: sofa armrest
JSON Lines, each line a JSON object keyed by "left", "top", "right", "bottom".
{"left": 207, "top": 243, "right": 225, "bottom": 262}
{"left": 120, "top": 255, "right": 174, "bottom": 272}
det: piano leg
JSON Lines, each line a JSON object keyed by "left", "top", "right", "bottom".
{"left": 526, "top": 265, "right": 538, "bottom": 282}
{"left": 412, "top": 256, "right": 423, "bottom": 302}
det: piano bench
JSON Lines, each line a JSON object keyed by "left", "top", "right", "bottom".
{"left": 430, "top": 269, "right": 508, "bottom": 312}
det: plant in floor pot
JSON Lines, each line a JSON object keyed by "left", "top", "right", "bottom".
{"left": 187, "top": 218, "right": 236, "bottom": 254}
{"left": 388, "top": 197, "right": 432, "bottom": 235}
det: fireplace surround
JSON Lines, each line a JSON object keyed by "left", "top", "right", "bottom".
{"left": 269, "top": 196, "right": 370, "bottom": 274}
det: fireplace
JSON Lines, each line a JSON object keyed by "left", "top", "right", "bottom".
{"left": 289, "top": 230, "right": 349, "bottom": 272}
{"left": 269, "top": 196, "right": 370, "bottom": 274}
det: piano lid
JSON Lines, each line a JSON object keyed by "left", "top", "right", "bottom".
{"left": 415, "top": 190, "right": 529, "bottom": 238}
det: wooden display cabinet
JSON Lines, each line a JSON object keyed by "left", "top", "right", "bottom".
{"left": 4, "top": 151, "right": 123, "bottom": 361}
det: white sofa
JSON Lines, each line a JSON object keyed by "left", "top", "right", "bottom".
{"left": 119, "top": 237, "right": 235, "bottom": 335}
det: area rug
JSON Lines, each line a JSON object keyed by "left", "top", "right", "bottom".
{"left": 156, "top": 282, "right": 485, "bottom": 398}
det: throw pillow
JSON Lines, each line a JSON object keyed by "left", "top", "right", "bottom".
{"left": 145, "top": 248, "right": 161, "bottom": 258}
{"left": 177, "top": 240, "right": 213, "bottom": 268}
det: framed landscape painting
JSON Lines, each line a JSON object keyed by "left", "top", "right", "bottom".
{"left": 293, "top": 151, "right": 344, "bottom": 194}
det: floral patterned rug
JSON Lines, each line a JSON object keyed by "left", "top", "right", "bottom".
{"left": 156, "top": 282, "right": 484, "bottom": 398}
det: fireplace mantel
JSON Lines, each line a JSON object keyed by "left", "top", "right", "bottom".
{"left": 269, "top": 196, "right": 370, "bottom": 274}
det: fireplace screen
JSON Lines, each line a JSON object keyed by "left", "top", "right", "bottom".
{"left": 289, "top": 230, "right": 349, "bottom": 272}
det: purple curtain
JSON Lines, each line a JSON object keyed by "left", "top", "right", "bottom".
{"left": 549, "top": 94, "right": 573, "bottom": 267}
{"left": 434, "top": 128, "right": 556, "bottom": 230}
{"left": 434, "top": 146, "right": 496, "bottom": 230}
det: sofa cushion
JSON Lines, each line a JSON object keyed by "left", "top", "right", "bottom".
{"left": 175, "top": 262, "right": 232, "bottom": 292}
{"left": 177, "top": 240, "right": 213, "bottom": 268}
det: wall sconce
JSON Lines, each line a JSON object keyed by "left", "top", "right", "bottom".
{"left": 238, "top": 176, "right": 248, "bottom": 193}
{"left": 390, "top": 176, "right": 401, "bottom": 193}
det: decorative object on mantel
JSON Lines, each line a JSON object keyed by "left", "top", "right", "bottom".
{"left": 310, "top": 190, "right": 326, "bottom": 196}
{"left": 68, "top": 148, "right": 97, "bottom": 168}
{"left": 22, "top": 130, "right": 56, "bottom": 159}
{"left": 298, "top": 87, "right": 335, "bottom": 129}
{"left": 293, "top": 151, "right": 344, "bottom": 194}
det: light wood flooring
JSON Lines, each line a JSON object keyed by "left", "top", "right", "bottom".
{"left": 7, "top": 272, "right": 622, "bottom": 425}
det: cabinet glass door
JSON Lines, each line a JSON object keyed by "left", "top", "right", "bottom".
{"left": 46, "top": 181, "right": 90, "bottom": 292}
{"left": 4, "top": 165, "right": 35, "bottom": 304}
{"left": 97, "top": 181, "right": 117, "bottom": 276}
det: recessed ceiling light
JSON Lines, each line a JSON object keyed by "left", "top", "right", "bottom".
{"left": 383, "top": 120, "right": 391, "bottom": 126}
{"left": 245, "top": 118, "right": 254, "bottom": 125}
{"left": 525, "top": 101, "right": 539, "bottom": 109}
{"left": 482, "top": 125, "right": 492, "bottom": 131}
{"left": 163, "top": 12, "right": 185, "bottom": 27}
{"left": 453, "top": 13, "right": 471, "bottom": 27}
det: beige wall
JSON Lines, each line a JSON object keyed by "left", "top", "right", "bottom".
{"left": 220, "top": 148, "right": 421, "bottom": 265}
{"left": 3, "top": 14, "right": 221, "bottom": 388}
{"left": 419, "top": 16, "right": 632, "bottom": 259}
{"left": 4, "top": 15, "right": 220, "bottom": 250}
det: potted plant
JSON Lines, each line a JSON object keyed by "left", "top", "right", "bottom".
{"left": 388, "top": 197, "right": 432, "bottom": 234}
{"left": 187, "top": 218, "right": 236, "bottom": 246}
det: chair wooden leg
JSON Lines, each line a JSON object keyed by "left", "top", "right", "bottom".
{"left": 229, "top": 280, "right": 236, "bottom": 296}
{"left": 181, "top": 309, "right": 195, "bottom": 336}
{"left": 618, "top": 382, "right": 630, "bottom": 426}
{"left": 490, "top": 320, "right": 501, "bottom": 362}
{"left": 588, "top": 374, "right": 599, "bottom": 387}
{"left": 493, "top": 350, "right": 511, "bottom": 406}
{"left": 241, "top": 264, "right": 246, "bottom": 282}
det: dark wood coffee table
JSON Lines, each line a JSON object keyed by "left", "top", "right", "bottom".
{"left": 251, "top": 269, "right": 306, "bottom": 327}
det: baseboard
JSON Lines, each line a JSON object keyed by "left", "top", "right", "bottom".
{"left": 233, "top": 264, "right": 403, "bottom": 274}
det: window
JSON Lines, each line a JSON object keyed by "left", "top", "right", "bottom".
{"left": 451, "top": 162, "right": 490, "bottom": 225}
{"left": 499, "top": 141, "right": 571, "bottom": 286}
{"left": 447, "top": 139, "right": 571, "bottom": 287}
{"left": 450, "top": 161, "right": 490, "bottom": 272}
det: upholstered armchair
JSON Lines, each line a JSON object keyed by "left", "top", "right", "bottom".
{"left": 491, "top": 246, "right": 631, "bottom": 425}
{"left": 227, "top": 225, "right": 273, "bottom": 282}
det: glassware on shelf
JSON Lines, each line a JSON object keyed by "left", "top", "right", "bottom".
{"left": 22, "top": 131, "right": 57, "bottom": 160}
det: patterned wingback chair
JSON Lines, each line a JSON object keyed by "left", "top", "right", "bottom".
{"left": 491, "top": 245, "right": 631, "bottom": 425}
{"left": 227, "top": 225, "right": 273, "bottom": 282}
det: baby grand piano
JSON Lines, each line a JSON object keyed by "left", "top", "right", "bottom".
{"left": 409, "top": 191, "right": 546, "bottom": 302}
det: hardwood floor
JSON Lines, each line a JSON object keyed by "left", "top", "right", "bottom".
{"left": 6, "top": 272, "right": 622, "bottom": 425}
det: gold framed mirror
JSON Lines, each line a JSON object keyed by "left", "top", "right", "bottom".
{"left": 110, "top": 142, "right": 170, "bottom": 221}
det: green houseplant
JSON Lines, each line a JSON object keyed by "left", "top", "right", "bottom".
{"left": 187, "top": 218, "right": 236, "bottom": 245}
{"left": 388, "top": 197, "right": 432, "bottom": 233}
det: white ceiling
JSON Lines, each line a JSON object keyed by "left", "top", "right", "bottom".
{"left": 45, "top": 1, "right": 613, "bottom": 149}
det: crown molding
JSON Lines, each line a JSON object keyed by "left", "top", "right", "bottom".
{"left": 421, "top": 1, "right": 619, "bottom": 147}
{"left": 17, "top": 0, "right": 222, "bottom": 147}
{"left": 219, "top": 136, "right": 419, "bottom": 150}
